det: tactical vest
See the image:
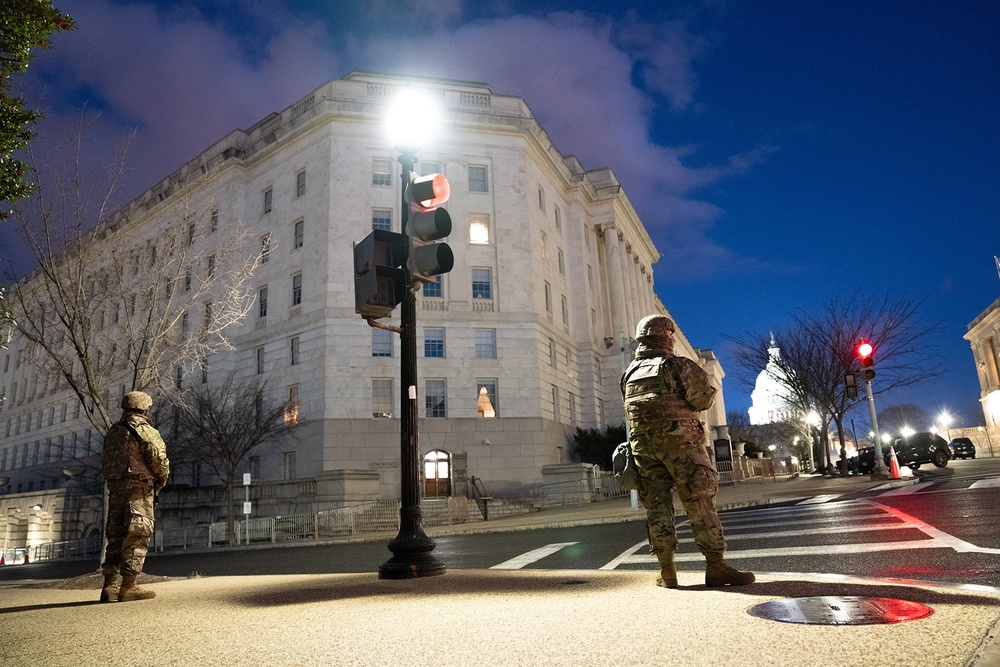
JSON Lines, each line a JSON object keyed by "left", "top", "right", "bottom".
{"left": 103, "top": 419, "right": 155, "bottom": 483}
{"left": 622, "top": 357, "right": 694, "bottom": 436}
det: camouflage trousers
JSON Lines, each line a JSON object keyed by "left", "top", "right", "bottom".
{"left": 101, "top": 477, "right": 155, "bottom": 577}
{"left": 633, "top": 419, "right": 727, "bottom": 557}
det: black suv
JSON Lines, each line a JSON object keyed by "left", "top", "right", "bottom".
{"left": 891, "top": 432, "right": 950, "bottom": 470}
{"left": 948, "top": 437, "right": 977, "bottom": 459}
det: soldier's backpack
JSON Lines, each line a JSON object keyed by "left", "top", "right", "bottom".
{"left": 612, "top": 441, "right": 641, "bottom": 491}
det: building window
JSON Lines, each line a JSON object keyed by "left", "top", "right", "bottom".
{"left": 184, "top": 267, "right": 192, "bottom": 291}
{"left": 263, "top": 187, "right": 273, "bottom": 214}
{"left": 421, "top": 161, "right": 441, "bottom": 176}
{"left": 477, "top": 379, "right": 498, "bottom": 418}
{"left": 549, "top": 338, "right": 557, "bottom": 367}
{"left": 285, "top": 385, "right": 299, "bottom": 425}
{"left": 474, "top": 329, "right": 496, "bottom": 359}
{"left": 210, "top": 209, "right": 218, "bottom": 233}
{"left": 260, "top": 234, "right": 271, "bottom": 263}
{"left": 249, "top": 456, "right": 260, "bottom": 478}
{"left": 424, "top": 328, "right": 445, "bottom": 358}
{"left": 175, "top": 365, "right": 183, "bottom": 390}
{"left": 555, "top": 206, "right": 561, "bottom": 230}
{"left": 372, "top": 208, "right": 392, "bottom": 232}
{"left": 181, "top": 312, "right": 189, "bottom": 336}
{"left": 204, "top": 302, "right": 213, "bottom": 328}
{"left": 372, "top": 378, "right": 394, "bottom": 418}
{"left": 373, "top": 158, "right": 392, "bottom": 186}
{"left": 472, "top": 268, "right": 492, "bottom": 299}
{"left": 468, "top": 165, "right": 488, "bottom": 192}
{"left": 422, "top": 274, "right": 443, "bottom": 298}
{"left": 538, "top": 186, "right": 545, "bottom": 211}
{"left": 587, "top": 265, "right": 593, "bottom": 290}
{"left": 557, "top": 249, "right": 564, "bottom": 275}
{"left": 296, "top": 170, "right": 306, "bottom": 197}
{"left": 187, "top": 223, "right": 196, "bottom": 246}
{"left": 293, "top": 219, "right": 304, "bottom": 249}
{"left": 258, "top": 286, "right": 268, "bottom": 318}
{"left": 569, "top": 392, "right": 577, "bottom": 425}
{"left": 561, "top": 295, "right": 568, "bottom": 325}
{"left": 283, "top": 451, "right": 296, "bottom": 479}
{"left": 544, "top": 282, "right": 552, "bottom": 314}
{"left": 552, "top": 385, "right": 561, "bottom": 422}
{"left": 207, "top": 254, "right": 216, "bottom": 278}
{"left": 290, "top": 336, "right": 300, "bottom": 365}
{"left": 201, "top": 357, "right": 208, "bottom": 384}
{"left": 425, "top": 379, "right": 447, "bottom": 418}
{"left": 256, "top": 346, "right": 265, "bottom": 375}
{"left": 469, "top": 213, "right": 490, "bottom": 244}
{"left": 291, "top": 273, "right": 302, "bottom": 306}
{"left": 372, "top": 329, "right": 393, "bottom": 357}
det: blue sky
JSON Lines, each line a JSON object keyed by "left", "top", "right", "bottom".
{"left": 8, "top": 0, "right": 1000, "bottom": 427}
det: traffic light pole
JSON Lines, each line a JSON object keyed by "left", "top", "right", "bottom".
{"left": 378, "top": 148, "right": 446, "bottom": 580}
{"left": 864, "top": 379, "right": 891, "bottom": 480}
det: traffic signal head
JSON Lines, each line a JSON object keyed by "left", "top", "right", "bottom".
{"left": 354, "top": 229, "right": 408, "bottom": 319}
{"left": 405, "top": 173, "right": 454, "bottom": 283}
{"left": 856, "top": 340, "right": 875, "bottom": 380}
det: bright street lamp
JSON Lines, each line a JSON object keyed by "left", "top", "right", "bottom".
{"left": 378, "top": 87, "right": 448, "bottom": 581}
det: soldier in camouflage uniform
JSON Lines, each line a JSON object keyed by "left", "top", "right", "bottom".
{"left": 621, "top": 315, "right": 754, "bottom": 588}
{"left": 100, "top": 391, "right": 170, "bottom": 602}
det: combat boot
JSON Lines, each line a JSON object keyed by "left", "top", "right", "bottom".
{"left": 99, "top": 573, "right": 119, "bottom": 603}
{"left": 704, "top": 553, "right": 755, "bottom": 587}
{"left": 655, "top": 551, "right": 678, "bottom": 589}
{"left": 117, "top": 574, "right": 156, "bottom": 601}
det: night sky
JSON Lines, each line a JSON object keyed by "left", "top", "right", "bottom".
{"left": 7, "top": 0, "right": 999, "bottom": 427}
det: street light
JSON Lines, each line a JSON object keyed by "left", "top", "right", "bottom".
{"left": 937, "top": 411, "right": 953, "bottom": 440}
{"left": 377, "top": 88, "right": 448, "bottom": 580}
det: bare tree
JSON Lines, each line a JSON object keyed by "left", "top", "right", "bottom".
{"left": 877, "top": 404, "right": 931, "bottom": 437}
{"left": 169, "top": 373, "right": 300, "bottom": 545}
{"left": 7, "top": 128, "right": 261, "bottom": 438}
{"left": 730, "top": 291, "right": 943, "bottom": 476}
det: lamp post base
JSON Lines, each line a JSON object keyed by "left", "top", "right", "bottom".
{"left": 378, "top": 535, "right": 447, "bottom": 580}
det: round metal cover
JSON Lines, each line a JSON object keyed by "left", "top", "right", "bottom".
{"left": 748, "top": 596, "right": 933, "bottom": 625}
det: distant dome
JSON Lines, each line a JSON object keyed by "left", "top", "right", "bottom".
{"left": 748, "top": 333, "right": 796, "bottom": 425}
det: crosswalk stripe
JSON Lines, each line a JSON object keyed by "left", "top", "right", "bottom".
{"left": 970, "top": 477, "right": 1000, "bottom": 489}
{"left": 490, "top": 542, "right": 579, "bottom": 569}
{"left": 796, "top": 494, "right": 844, "bottom": 504}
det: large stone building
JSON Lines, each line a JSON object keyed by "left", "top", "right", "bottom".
{"left": 965, "top": 295, "right": 1000, "bottom": 445}
{"left": 0, "top": 71, "right": 728, "bottom": 549}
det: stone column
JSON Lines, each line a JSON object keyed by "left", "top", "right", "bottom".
{"left": 601, "top": 225, "right": 627, "bottom": 339}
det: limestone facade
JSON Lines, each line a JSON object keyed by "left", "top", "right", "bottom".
{"left": 0, "top": 72, "right": 727, "bottom": 544}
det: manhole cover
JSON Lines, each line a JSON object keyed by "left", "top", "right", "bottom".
{"left": 748, "top": 596, "right": 933, "bottom": 625}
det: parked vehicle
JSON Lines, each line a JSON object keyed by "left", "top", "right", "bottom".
{"left": 948, "top": 437, "right": 977, "bottom": 459}
{"left": 857, "top": 432, "right": 951, "bottom": 472}
{"left": 891, "top": 432, "right": 950, "bottom": 470}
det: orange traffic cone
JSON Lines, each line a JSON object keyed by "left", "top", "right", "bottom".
{"left": 889, "top": 446, "right": 902, "bottom": 480}
{"left": 0, "top": 552, "right": 4, "bottom": 566}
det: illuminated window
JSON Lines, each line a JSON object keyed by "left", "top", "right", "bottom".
{"left": 469, "top": 213, "right": 490, "bottom": 244}
{"left": 285, "top": 384, "right": 299, "bottom": 425}
{"left": 477, "top": 380, "right": 498, "bottom": 418}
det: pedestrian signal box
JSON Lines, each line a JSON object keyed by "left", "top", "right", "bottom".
{"left": 354, "top": 230, "right": 408, "bottom": 319}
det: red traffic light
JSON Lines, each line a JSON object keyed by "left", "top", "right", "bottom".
{"left": 857, "top": 342, "right": 873, "bottom": 358}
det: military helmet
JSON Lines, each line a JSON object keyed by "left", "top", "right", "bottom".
{"left": 121, "top": 391, "right": 153, "bottom": 411}
{"left": 635, "top": 315, "right": 675, "bottom": 341}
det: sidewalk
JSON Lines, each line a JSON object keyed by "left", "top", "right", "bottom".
{"left": 2, "top": 473, "right": 999, "bottom": 667}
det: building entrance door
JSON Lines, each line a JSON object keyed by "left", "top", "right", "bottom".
{"left": 423, "top": 450, "right": 451, "bottom": 497}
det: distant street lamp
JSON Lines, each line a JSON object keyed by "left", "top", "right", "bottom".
{"left": 937, "top": 411, "right": 954, "bottom": 440}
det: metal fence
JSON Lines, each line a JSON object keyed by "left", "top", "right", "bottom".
{"left": 12, "top": 472, "right": 633, "bottom": 561}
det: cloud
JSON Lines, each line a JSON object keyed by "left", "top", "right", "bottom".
{"left": 17, "top": 2, "right": 776, "bottom": 281}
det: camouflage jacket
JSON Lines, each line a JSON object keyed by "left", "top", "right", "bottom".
{"left": 621, "top": 354, "right": 717, "bottom": 435}
{"left": 102, "top": 413, "right": 170, "bottom": 487}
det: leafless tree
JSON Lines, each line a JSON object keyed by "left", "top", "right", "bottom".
{"left": 730, "top": 291, "right": 943, "bottom": 476}
{"left": 877, "top": 404, "right": 931, "bottom": 437}
{"left": 7, "top": 127, "right": 261, "bottom": 438}
{"left": 168, "top": 373, "right": 300, "bottom": 545}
